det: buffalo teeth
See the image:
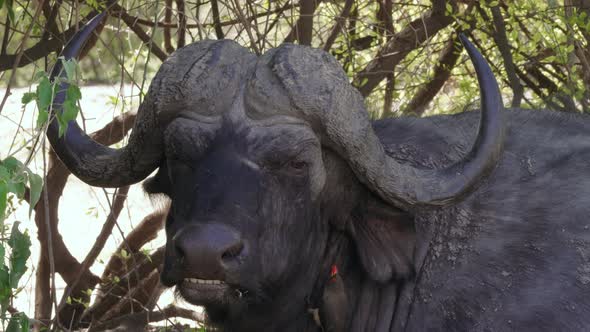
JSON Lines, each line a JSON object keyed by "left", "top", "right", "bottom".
{"left": 185, "top": 278, "right": 224, "bottom": 285}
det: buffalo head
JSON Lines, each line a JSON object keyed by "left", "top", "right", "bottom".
{"left": 48, "top": 13, "right": 504, "bottom": 331}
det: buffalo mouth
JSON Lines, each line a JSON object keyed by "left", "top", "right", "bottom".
{"left": 177, "top": 278, "right": 246, "bottom": 307}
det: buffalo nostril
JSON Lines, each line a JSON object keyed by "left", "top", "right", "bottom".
{"left": 221, "top": 242, "right": 244, "bottom": 261}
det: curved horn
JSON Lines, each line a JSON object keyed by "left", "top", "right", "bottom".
{"left": 268, "top": 35, "right": 505, "bottom": 209}
{"left": 48, "top": 12, "right": 164, "bottom": 187}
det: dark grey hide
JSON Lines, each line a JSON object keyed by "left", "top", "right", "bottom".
{"left": 377, "top": 110, "right": 590, "bottom": 331}
{"left": 48, "top": 14, "right": 590, "bottom": 332}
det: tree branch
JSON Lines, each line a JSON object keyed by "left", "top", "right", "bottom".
{"left": 114, "top": 5, "right": 168, "bottom": 61}
{"left": 323, "top": 0, "right": 354, "bottom": 51}
{"left": 175, "top": 0, "right": 186, "bottom": 48}
{"left": 353, "top": 8, "right": 454, "bottom": 97}
{"left": 34, "top": 112, "right": 137, "bottom": 330}
{"left": 211, "top": 0, "right": 225, "bottom": 39}
{"left": 57, "top": 186, "right": 131, "bottom": 328}
{"left": 284, "top": 0, "right": 321, "bottom": 44}
{"left": 487, "top": 3, "right": 523, "bottom": 107}
{"left": 0, "top": 11, "right": 101, "bottom": 73}
{"left": 89, "top": 305, "right": 204, "bottom": 331}
{"left": 401, "top": 34, "right": 463, "bottom": 115}
{"left": 100, "top": 210, "right": 166, "bottom": 283}
{"left": 93, "top": 269, "right": 163, "bottom": 326}
{"left": 164, "top": 0, "right": 175, "bottom": 54}
{"left": 83, "top": 242, "right": 165, "bottom": 324}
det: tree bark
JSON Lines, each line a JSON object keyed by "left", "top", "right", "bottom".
{"left": 353, "top": 9, "right": 453, "bottom": 97}
{"left": 402, "top": 35, "right": 463, "bottom": 115}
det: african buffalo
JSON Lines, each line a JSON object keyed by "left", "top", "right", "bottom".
{"left": 48, "top": 13, "right": 590, "bottom": 331}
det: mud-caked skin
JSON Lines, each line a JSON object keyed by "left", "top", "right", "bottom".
{"left": 48, "top": 13, "right": 590, "bottom": 332}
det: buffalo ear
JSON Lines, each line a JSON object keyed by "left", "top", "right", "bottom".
{"left": 349, "top": 197, "right": 415, "bottom": 282}
{"left": 143, "top": 163, "right": 171, "bottom": 196}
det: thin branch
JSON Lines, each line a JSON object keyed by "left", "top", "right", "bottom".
{"left": 175, "top": 0, "right": 186, "bottom": 48}
{"left": 0, "top": 10, "right": 100, "bottom": 72}
{"left": 383, "top": 73, "right": 396, "bottom": 117}
{"left": 56, "top": 186, "right": 130, "bottom": 328}
{"left": 353, "top": 8, "right": 454, "bottom": 97}
{"left": 83, "top": 248, "right": 165, "bottom": 326}
{"left": 323, "top": 0, "right": 354, "bottom": 51}
{"left": 0, "top": 0, "right": 46, "bottom": 115}
{"left": 211, "top": 0, "right": 225, "bottom": 39}
{"left": 118, "top": 3, "right": 297, "bottom": 29}
{"left": 401, "top": 34, "right": 463, "bottom": 115}
{"left": 284, "top": 0, "right": 320, "bottom": 44}
{"left": 34, "top": 111, "right": 137, "bottom": 330}
{"left": 229, "top": 0, "right": 261, "bottom": 54}
{"left": 1, "top": 14, "right": 10, "bottom": 56}
{"left": 488, "top": 3, "right": 523, "bottom": 107}
{"left": 89, "top": 305, "right": 204, "bottom": 331}
{"left": 40, "top": 0, "right": 63, "bottom": 42}
{"left": 164, "top": 0, "right": 175, "bottom": 53}
{"left": 93, "top": 269, "right": 162, "bottom": 326}
{"left": 114, "top": 5, "right": 168, "bottom": 61}
{"left": 101, "top": 210, "right": 166, "bottom": 283}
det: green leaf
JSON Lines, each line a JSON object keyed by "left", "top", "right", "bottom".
{"left": 140, "top": 248, "right": 152, "bottom": 262}
{"left": 8, "top": 222, "right": 31, "bottom": 289}
{"left": 36, "top": 76, "right": 53, "bottom": 113}
{"left": 34, "top": 71, "right": 46, "bottom": 81}
{"left": 0, "top": 0, "right": 4, "bottom": 12}
{"left": 120, "top": 249, "right": 129, "bottom": 259}
{"left": 36, "top": 109, "right": 49, "bottom": 128}
{"left": 0, "top": 265, "right": 10, "bottom": 310}
{"left": 445, "top": 2, "right": 453, "bottom": 15}
{"left": 6, "top": 312, "right": 29, "bottom": 332}
{"left": 27, "top": 172, "right": 43, "bottom": 215}
{"left": 6, "top": 4, "right": 14, "bottom": 22}
{"left": 0, "top": 183, "right": 7, "bottom": 221}
{"left": 19, "top": 313, "right": 30, "bottom": 332}
{"left": 2, "top": 157, "right": 21, "bottom": 173}
{"left": 57, "top": 99, "right": 78, "bottom": 137}
{"left": 62, "top": 99, "right": 79, "bottom": 121}
{"left": 6, "top": 182, "right": 25, "bottom": 199}
{"left": 60, "top": 58, "right": 77, "bottom": 81}
{"left": 66, "top": 84, "right": 82, "bottom": 102}
{"left": 21, "top": 92, "right": 36, "bottom": 105}
{"left": 0, "top": 165, "right": 9, "bottom": 179}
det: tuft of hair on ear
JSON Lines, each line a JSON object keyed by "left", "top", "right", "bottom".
{"left": 143, "top": 164, "right": 173, "bottom": 211}
{"left": 143, "top": 163, "right": 171, "bottom": 195}
{"left": 349, "top": 194, "right": 416, "bottom": 283}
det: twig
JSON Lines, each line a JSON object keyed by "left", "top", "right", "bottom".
{"left": 284, "top": 0, "right": 320, "bottom": 44}
{"left": 488, "top": 3, "right": 523, "bottom": 107}
{"left": 175, "top": 0, "right": 186, "bottom": 48}
{"left": 353, "top": 8, "right": 453, "bottom": 97}
{"left": 401, "top": 34, "right": 463, "bottom": 115}
{"left": 1, "top": 14, "right": 10, "bottom": 56}
{"left": 56, "top": 186, "right": 130, "bottom": 326}
{"left": 115, "top": 5, "right": 168, "bottom": 61}
{"left": 323, "top": 0, "right": 354, "bottom": 51}
{"left": 0, "top": 0, "right": 45, "bottom": 115}
{"left": 90, "top": 305, "right": 204, "bottom": 331}
{"left": 229, "top": 0, "right": 261, "bottom": 54}
{"left": 211, "top": 0, "right": 225, "bottom": 39}
{"left": 164, "top": 0, "right": 175, "bottom": 53}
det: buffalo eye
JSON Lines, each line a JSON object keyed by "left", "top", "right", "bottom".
{"left": 287, "top": 159, "right": 308, "bottom": 174}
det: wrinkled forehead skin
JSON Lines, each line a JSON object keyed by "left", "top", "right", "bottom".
{"left": 152, "top": 38, "right": 347, "bottom": 131}
{"left": 156, "top": 40, "right": 341, "bottom": 196}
